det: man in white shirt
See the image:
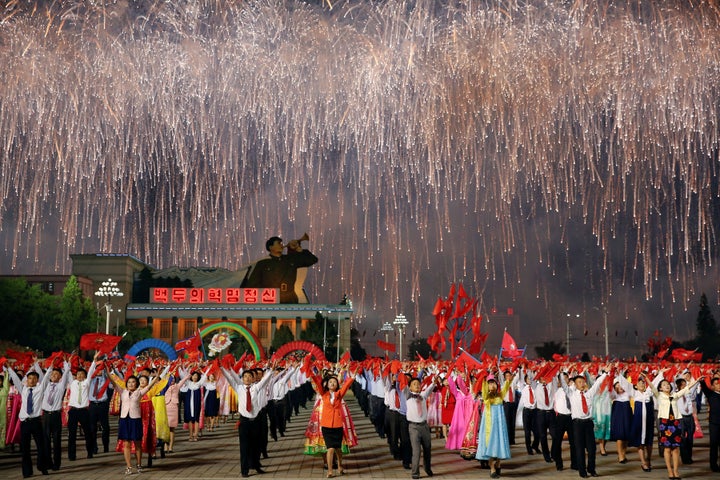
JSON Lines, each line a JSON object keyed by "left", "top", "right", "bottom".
{"left": 502, "top": 370, "right": 519, "bottom": 445}
{"left": 676, "top": 374, "right": 699, "bottom": 465}
{"left": 88, "top": 369, "right": 112, "bottom": 455}
{"left": 223, "top": 366, "right": 273, "bottom": 478}
{"left": 405, "top": 375, "right": 436, "bottom": 480}
{"left": 534, "top": 377, "right": 556, "bottom": 463}
{"left": 569, "top": 371, "right": 608, "bottom": 478}
{"left": 6, "top": 363, "right": 51, "bottom": 478}
{"left": 551, "top": 372, "right": 576, "bottom": 471}
{"left": 67, "top": 360, "right": 98, "bottom": 461}
{"left": 517, "top": 370, "right": 539, "bottom": 455}
{"left": 41, "top": 361, "right": 71, "bottom": 471}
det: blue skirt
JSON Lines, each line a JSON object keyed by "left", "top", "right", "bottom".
{"left": 204, "top": 390, "right": 220, "bottom": 417}
{"left": 610, "top": 401, "right": 632, "bottom": 441}
{"left": 118, "top": 417, "right": 143, "bottom": 441}
{"left": 629, "top": 400, "right": 655, "bottom": 447}
{"left": 475, "top": 403, "right": 511, "bottom": 460}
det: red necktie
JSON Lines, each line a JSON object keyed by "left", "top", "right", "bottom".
{"left": 508, "top": 387, "right": 514, "bottom": 403}
{"left": 245, "top": 386, "right": 252, "bottom": 413}
{"left": 528, "top": 387, "right": 534, "bottom": 405}
{"left": 543, "top": 385, "right": 549, "bottom": 406}
{"left": 581, "top": 391, "right": 588, "bottom": 414}
{"left": 395, "top": 390, "right": 400, "bottom": 408}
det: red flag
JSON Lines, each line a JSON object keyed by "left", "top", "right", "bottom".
{"left": 500, "top": 331, "right": 523, "bottom": 358}
{"left": 80, "top": 333, "right": 122, "bottom": 354}
{"left": 175, "top": 329, "right": 202, "bottom": 353}
{"left": 339, "top": 351, "right": 351, "bottom": 365}
{"left": 431, "top": 297, "right": 445, "bottom": 316}
{"left": 376, "top": 340, "right": 396, "bottom": 353}
{"left": 457, "top": 283, "right": 469, "bottom": 301}
{"left": 6, "top": 349, "right": 34, "bottom": 370}
{"left": 670, "top": 348, "right": 702, "bottom": 362}
{"left": 454, "top": 350, "right": 482, "bottom": 371}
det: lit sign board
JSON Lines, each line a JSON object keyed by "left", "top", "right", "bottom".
{"left": 151, "top": 287, "right": 279, "bottom": 304}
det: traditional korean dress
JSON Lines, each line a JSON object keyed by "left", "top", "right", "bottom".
{"left": 475, "top": 380, "right": 512, "bottom": 460}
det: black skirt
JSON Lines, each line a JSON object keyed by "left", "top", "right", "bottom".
{"left": 321, "top": 426, "right": 344, "bottom": 449}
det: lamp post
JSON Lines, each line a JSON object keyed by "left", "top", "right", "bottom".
{"left": 566, "top": 313, "right": 579, "bottom": 356}
{"left": 393, "top": 314, "right": 409, "bottom": 360}
{"left": 379, "top": 322, "right": 394, "bottom": 357}
{"left": 95, "top": 278, "right": 124, "bottom": 335}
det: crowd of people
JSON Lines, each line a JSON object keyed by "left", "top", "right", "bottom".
{"left": 3, "top": 350, "right": 720, "bottom": 480}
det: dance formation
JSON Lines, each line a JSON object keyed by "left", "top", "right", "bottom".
{"left": 4, "top": 350, "right": 720, "bottom": 480}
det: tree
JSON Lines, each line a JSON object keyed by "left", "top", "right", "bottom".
{"left": 270, "top": 324, "right": 295, "bottom": 354}
{"left": 0, "top": 278, "right": 55, "bottom": 349}
{"left": 48, "top": 276, "right": 98, "bottom": 354}
{"left": 349, "top": 328, "right": 367, "bottom": 360}
{"left": 408, "top": 338, "right": 437, "bottom": 360}
{"left": 0, "top": 276, "right": 98, "bottom": 355}
{"left": 697, "top": 293, "right": 718, "bottom": 337}
{"left": 688, "top": 293, "right": 720, "bottom": 360}
{"left": 534, "top": 341, "right": 566, "bottom": 360}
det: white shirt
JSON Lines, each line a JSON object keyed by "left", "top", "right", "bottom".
{"left": 42, "top": 363, "right": 72, "bottom": 412}
{"left": 569, "top": 373, "right": 607, "bottom": 420}
{"left": 7, "top": 364, "right": 50, "bottom": 421}
{"left": 68, "top": 362, "right": 98, "bottom": 409}
{"left": 405, "top": 384, "right": 435, "bottom": 423}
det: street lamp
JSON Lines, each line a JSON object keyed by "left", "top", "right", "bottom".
{"left": 393, "top": 314, "right": 409, "bottom": 360}
{"left": 95, "top": 278, "right": 124, "bottom": 335}
{"left": 566, "top": 313, "right": 579, "bottom": 356}
{"left": 379, "top": 322, "right": 394, "bottom": 357}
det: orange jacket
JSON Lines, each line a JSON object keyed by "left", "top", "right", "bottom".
{"left": 319, "top": 376, "right": 354, "bottom": 428}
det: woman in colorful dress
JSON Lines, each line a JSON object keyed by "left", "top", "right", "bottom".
{"left": 5, "top": 370, "right": 22, "bottom": 451}
{"left": 0, "top": 371, "right": 9, "bottom": 449}
{"left": 309, "top": 370, "right": 356, "bottom": 478}
{"left": 649, "top": 370, "right": 701, "bottom": 480}
{"left": 475, "top": 374, "right": 513, "bottom": 479}
{"left": 439, "top": 374, "right": 457, "bottom": 440}
{"left": 592, "top": 376, "right": 612, "bottom": 457}
{"left": 445, "top": 372, "right": 474, "bottom": 451}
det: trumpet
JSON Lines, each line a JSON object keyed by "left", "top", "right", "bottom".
{"left": 285, "top": 233, "right": 309, "bottom": 251}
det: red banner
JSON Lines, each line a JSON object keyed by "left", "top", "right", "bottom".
{"left": 376, "top": 340, "right": 396, "bottom": 353}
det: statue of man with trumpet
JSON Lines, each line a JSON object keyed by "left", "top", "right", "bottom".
{"left": 244, "top": 233, "right": 318, "bottom": 304}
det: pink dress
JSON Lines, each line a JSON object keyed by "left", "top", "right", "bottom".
{"left": 5, "top": 387, "right": 21, "bottom": 446}
{"left": 445, "top": 376, "right": 475, "bottom": 450}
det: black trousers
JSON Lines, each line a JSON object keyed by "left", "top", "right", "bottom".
{"left": 20, "top": 417, "right": 50, "bottom": 478}
{"left": 522, "top": 407, "right": 537, "bottom": 453}
{"left": 89, "top": 400, "right": 110, "bottom": 453}
{"left": 572, "top": 418, "right": 597, "bottom": 476}
{"left": 369, "top": 395, "right": 386, "bottom": 438}
{"left": 551, "top": 413, "right": 576, "bottom": 470}
{"left": 709, "top": 422, "right": 720, "bottom": 470}
{"left": 67, "top": 407, "right": 95, "bottom": 460}
{"left": 268, "top": 399, "right": 287, "bottom": 439}
{"left": 238, "top": 415, "right": 262, "bottom": 476}
{"left": 385, "top": 409, "right": 401, "bottom": 458}
{"left": 399, "top": 414, "right": 412, "bottom": 466}
{"left": 535, "top": 409, "right": 554, "bottom": 460}
{"left": 503, "top": 401, "right": 518, "bottom": 444}
{"left": 42, "top": 410, "right": 63, "bottom": 470}
{"left": 679, "top": 415, "right": 695, "bottom": 464}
